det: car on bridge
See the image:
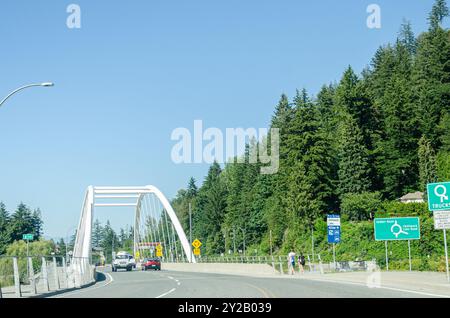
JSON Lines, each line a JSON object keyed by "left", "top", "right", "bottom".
{"left": 141, "top": 258, "right": 161, "bottom": 271}
{"left": 112, "top": 251, "right": 136, "bottom": 272}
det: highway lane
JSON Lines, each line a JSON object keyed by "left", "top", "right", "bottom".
{"left": 54, "top": 267, "right": 437, "bottom": 298}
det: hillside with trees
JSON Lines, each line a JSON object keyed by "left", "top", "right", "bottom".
{"left": 171, "top": 0, "right": 450, "bottom": 270}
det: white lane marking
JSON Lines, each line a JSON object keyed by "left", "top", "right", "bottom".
{"left": 303, "top": 277, "right": 450, "bottom": 298}
{"left": 168, "top": 276, "right": 174, "bottom": 280}
{"left": 155, "top": 288, "right": 176, "bottom": 298}
{"left": 52, "top": 272, "right": 114, "bottom": 298}
{"left": 177, "top": 282, "right": 181, "bottom": 286}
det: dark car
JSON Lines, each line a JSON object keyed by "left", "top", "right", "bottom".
{"left": 142, "top": 258, "right": 161, "bottom": 271}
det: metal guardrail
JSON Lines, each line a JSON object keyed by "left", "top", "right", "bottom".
{"left": 0, "top": 255, "right": 95, "bottom": 298}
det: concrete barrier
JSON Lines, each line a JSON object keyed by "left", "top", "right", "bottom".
{"left": 163, "top": 263, "right": 278, "bottom": 277}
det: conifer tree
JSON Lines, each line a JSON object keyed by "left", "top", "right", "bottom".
{"left": 418, "top": 136, "right": 438, "bottom": 192}
{"left": 337, "top": 116, "right": 372, "bottom": 198}
{"left": 0, "top": 202, "right": 11, "bottom": 254}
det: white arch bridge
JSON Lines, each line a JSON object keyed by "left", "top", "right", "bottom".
{"left": 69, "top": 186, "right": 195, "bottom": 287}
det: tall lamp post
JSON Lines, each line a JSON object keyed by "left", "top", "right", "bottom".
{"left": 0, "top": 82, "right": 54, "bottom": 109}
{"left": 238, "top": 226, "right": 246, "bottom": 257}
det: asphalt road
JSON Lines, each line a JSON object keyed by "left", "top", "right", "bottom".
{"left": 52, "top": 267, "right": 438, "bottom": 298}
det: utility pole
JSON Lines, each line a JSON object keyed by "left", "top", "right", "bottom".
{"left": 189, "top": 202, "right": 192, "bottom": 248}
{"left": 240, "top": 227, "right": 246, "bottom": 257}
{"left": 233, "top": 227, "right": 236, "bottom": 254}
{"left": 112, "top": 235, "right": 115, "bottom": 263}
{"left": 311, "top": 225, "right": 315, "bottom": 263}
{"left": 269, "top": 230, "right": 273, "bottom": 258}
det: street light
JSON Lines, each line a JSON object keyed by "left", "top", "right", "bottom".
{"left": 0, "top": 82, "right": 54, "bottom": 109}
{"left": 237, "top": 227, "right": 246, "bottom": 257}
{"left": 223, "top": 227, "right": 236, "bottom": 255}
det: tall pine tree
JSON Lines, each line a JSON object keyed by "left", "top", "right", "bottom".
{"left": 337, "top": 116, "right": 372, "bottom": 198}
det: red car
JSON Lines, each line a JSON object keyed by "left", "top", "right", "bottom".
{"left": 142, "top": 258, "right": 161, "bottom": 271}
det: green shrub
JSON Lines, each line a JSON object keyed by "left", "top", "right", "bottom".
{"left": 341, "top": 192, "right": 383, "bottom": 221}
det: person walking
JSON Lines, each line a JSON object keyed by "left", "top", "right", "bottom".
{"left": 298, "top": 254, "right": 305, "bottom": 274}
{"left": 287, "top": 251, "right": 296, "bottom": 275}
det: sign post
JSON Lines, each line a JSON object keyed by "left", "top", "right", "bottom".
{"left": 385, "top": 241, "right": 389, "bottom": 271}
{"left": 427, "top": 182, "right": 450, "bottom": 283}
{"left": 327, "top": 215, "right": 341, "bottom": 270}
{"left": 408, "top": 240, "right": 412, "bottom": 272}
{"left": 445, "top": 230, "right": 449, "bottom": 283}
{"left": 374, "top": 217, "right": 420, "bottom": 271}
{"left": 22, "top": 234, "right": 34, "bottom": 279}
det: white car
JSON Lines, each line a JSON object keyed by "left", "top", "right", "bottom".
{"left": 112, "top": 252, "right": 136, "bottom": 272}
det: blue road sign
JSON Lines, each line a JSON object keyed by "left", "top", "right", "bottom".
{"left": 327, "top": 215, "right": 341, "bottom": 244}
{"left": 328, "top": 226, "right": 341, "bottom": 243}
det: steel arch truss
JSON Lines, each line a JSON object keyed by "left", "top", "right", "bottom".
{"left": 72, "top": 186, "right": 195, "bottom": 263}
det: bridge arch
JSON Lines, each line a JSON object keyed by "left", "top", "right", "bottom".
{"left": 72, "top": 185, "right": 195, "bottom": 264}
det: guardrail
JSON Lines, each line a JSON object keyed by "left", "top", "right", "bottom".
{"left": 0, "top": 255, "right": 95, "bottom": 298}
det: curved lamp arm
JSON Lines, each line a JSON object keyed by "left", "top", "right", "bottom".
{"left": 0, "top": 82, "right": 54, "bottom": 108}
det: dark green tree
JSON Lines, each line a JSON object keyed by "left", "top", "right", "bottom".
{"left": 101, "top": 220, "right": 118, "bottom": 263}
{"left": 92, "top": 219, "right": 103, "bottom": 248}
{"left": 284, "top": 89, "right": 334, "bottom": 232}
{"left": 413, "top": 1, "right": 450, "bottom": 144}
{"left": 0, "top": 202, "right": 11, "bottom": 254}
{"left": 399, "top": 20, "right": 417, "bottom": 55}
{"left": 337, "top": 116, "right": 372, "bottom": 198}
{"left": 31, "top": 208, "right": 43, "bottom": 239}
{"left": 57, "top": 238, "right": 66, "bottom": 256}
{"left": 194, "top": 162, "right": 227, "bottom": 255}
{"left": 9, "top": 203, "right": 34, "bottom": 242}
{"left": 428, "top": 0, "right": 449, "bottom": 31}
{"left": 418, "top": 136, "right": 438, "bottom": 192}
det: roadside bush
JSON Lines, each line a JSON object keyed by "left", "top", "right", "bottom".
{"left": 341, "top": 192, "right": 383, "bottom": 221}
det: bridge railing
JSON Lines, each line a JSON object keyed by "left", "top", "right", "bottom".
{"left": 0, "top": 255, "right": 95, "bottom": 298}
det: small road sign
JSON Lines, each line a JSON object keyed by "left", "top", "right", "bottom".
{"left": 192, "top": 239, "right": 202, "bottom": 249}
{"left": 374, "top": 217, "right": 420, "bottom": 241}
{"left": 434, "top": 211, "right": 450, "bottom": 230}
{"left": 22, "top": 234, "right": 33, "bottom": 240}
{"left": 156, "top": 244, "right": 162, "bottom": 251}
{"left": 427, "top": 182, "right": 450, "bottom": 211}
{"left": 193, "top": 248, "right": 201, "bottom": 256}
{"left": 156, "top": 250, "right": 162, "bottom": 257}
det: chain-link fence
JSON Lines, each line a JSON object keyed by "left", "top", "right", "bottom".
{"left": 0, "top": 255, "right": 95, "bottom": 298}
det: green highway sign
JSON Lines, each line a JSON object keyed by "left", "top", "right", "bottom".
{"left": 427, "top": 182, "right": 450, "bottom": 212}
{"left": 374, "top": 217, "right": 420, "bottom": 241}
{"left": 22, "top": 234, "right": 34, "bottom": 240}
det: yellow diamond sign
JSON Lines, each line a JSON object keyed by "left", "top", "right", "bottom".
{"left": 192, "top": 239, "right": 202, "bottom": 249}
{"left": 193, "top": 248, "right": 201, "bottom": 256}
{"left": 156, "top": 244, "right": 162, "bottom": 251}
{"left": 156, "top": 249, "right": 162, "bottom": 257}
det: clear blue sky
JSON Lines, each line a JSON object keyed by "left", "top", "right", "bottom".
{"left": 0, "top": 0, "right": 446, "bottom": 239}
